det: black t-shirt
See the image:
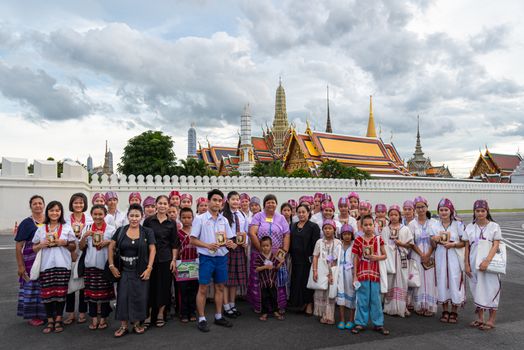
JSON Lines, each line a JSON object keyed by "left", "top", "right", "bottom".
{"left": 143, "top": 215, "right": 181, "bottom": 263}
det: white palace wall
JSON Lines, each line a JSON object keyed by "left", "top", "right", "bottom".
{"left": 1, "top": 157, "right": 524, "bottom": 230}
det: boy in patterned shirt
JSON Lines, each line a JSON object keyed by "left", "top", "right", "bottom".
{"left": 255, "top": 236, "right": 284, "bottom": 321}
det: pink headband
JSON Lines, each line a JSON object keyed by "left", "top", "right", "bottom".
{"left": 413, "top": 196, "right": 428, "bottom": 206}
{"left": 299, "top": 195, "right": 314, "bottom": 205}
{"left": 321, "top": 201, "right": 335, "bottom": 211}
{"left": 438, "top": 198, "right": 456, "bottom": 218}
{"left": 348, "top": 192, "right": 360, "bottom": 200}
{"left": 197, "top": 197, "right": 208, "bottom": 205}
{"left": 340, "top": 223, "right": 354, "bottom": 234}
{"left": 359, "top": 201, "right": 372, "bottom": 210}
{"left": 169, "top": 190, "right": 180, "bottom": 199}
{"left": 92, "top": 193, "right": 104, "bottom": 205}
{"left": 388, "top": 204, "right": 402, "bottom": 215}
{"left": 403, "top": 200, "right": 415, "bottom": 209}
{"left": 240, "top": 193, "right": 250, "bottom": 201}
{"left": 181, "top": 193, "right": 193, "bottom": 203}
{"left": 473, "top": 199, "right": 489, "bottom": 211}
{"left": 322, "top": 219, "right": 337, "bottom": 229}
{"left": 338, "top": 197, "right": 349, "bottom": 207}
{"left": 104, "top": 191, "right": 118, "bottom": 201}
{"left": 314, "top": 192, "right": 323, "bottom": 200}
{"left": 375, "top": 203, "right": 387, "bottom": 212}
{"left": 321, "top": 193, "right": 332, "bottom": 203}
{"left": 128, "top": 192, "right": 142, "bottom": 203}
{"left": 288, "top": 199, "right": 298, "bottom": 208}
{"left": 143, "top": 196, "right": 155, "bottom": 207}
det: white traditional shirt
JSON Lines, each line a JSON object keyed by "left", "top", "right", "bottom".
{"left": 82, "top": 223, "right": 117, "bottom": 270}
{"left": 32, "top": 223, "right": 77, "bottom": 271}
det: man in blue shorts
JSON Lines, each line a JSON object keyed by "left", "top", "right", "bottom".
{"left": 191, "top": 189, "right": 237, "bottom": 332}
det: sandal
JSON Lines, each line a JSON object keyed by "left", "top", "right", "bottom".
{"left": 439, "top": 311, "right": 450, "bottom": 323}
{"left": 98, "top": 321, "right": 109, "bottom": 330}
{"left": 29, "top": 319, "right": 44, "bottom": 327}
{"left": 114, "top": 326, "right": 128, "bottom": 338}
{"left": 373, "top": 326, "right": 390, "bottom": 336}
{"left": 42, "top": 322, "right": 54, "bottom": 334}
{"left": 54, "top": 321, "right": 64, "bottom": 333}
{"left": 89, "top": 321, "right": 99, "bottom": 330}
{"left": 63, "top": 316, "right": 75, "bottom": 325}
{"left": 143, "top": 319, "right": 151, "bottom": 330}
{"left": 133, "top": 323, "right": 145, "bottom": 334}
{"left": 189, "top": 315, "right": 197, "bottom": 322}
{"left": 155, "top": 318, "right": 166, "bottom": 328}
{"left": 345, "top": 321, "right": 355, "bottom": 330}
{"left": 274, "top": 312, "right": 285, "bottom": 321}
{"left": 337, "top": 321, "right": 346, "bottom": 330}
{"left": 180, "top": 317, "right": 189, "bottom": 323}
{"left": 259, "top": 314, "right": 268, "bottom": 321}
{"left": 479, "top": 323, "right": 495, "bottom": 331}
{"left": 448, "top": 312, "right": 458, "bottom": 324}
{"left": 351, "top": 325, "right": 365, "bottom": 334}
{"left": 77, "top": 314, "right": 87, "bottom": 324}
{"left": 469, "top": 320, "right": 483, "bottom": 328}
{"left": 423, "top": 311, "right": 434, "bottom": 317}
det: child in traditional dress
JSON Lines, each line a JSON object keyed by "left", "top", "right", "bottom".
{"left": 382, "top": 205, "right": 413, "bottom": 317}
{"left": 430, "top": 198, "right": 466, "bottom": 324}
{"left": 196, "top": 197, "right": 208, "bottom": 215}
{"left": 351, "top": 215, "right": 389, "bottom": 335}
{"left": 312, "top": 219, "right": 342, "bottom": 325}
{"left": 255, "top": 236, "right": 284, "bottom": 321}
{"left": 336, "top": 224, "right": 356, "bottom": 330}
{"left": 374, "top": 204, "right": 388, "bottom": 235}
{"left": 464, "top": 200, "right": 502, "bottom": 331}
{"left": 177, "top": 207, "right": 198, "bottom": 323}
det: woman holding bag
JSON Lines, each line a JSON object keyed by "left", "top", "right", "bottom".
{"left": 381, "top": 205, "right": 413, "bottom": 318}
{"left": 108, "top": 204, "right": 156, "bottom": 337}
{"left": 311, "top": 219, "right": 342, "bottom": 325}
{"left": 464, "top": 200, "right": 502, "bottom": 331}
{"left": 79, "top": 205, "right": 116, "bottom": 330}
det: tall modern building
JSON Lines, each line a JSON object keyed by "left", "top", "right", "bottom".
{"left": 187, "top": 123, "right": 197, "bottom": 158}
{"left": 238, "top": 104, "right": 255, "bottom": 175}
{"left": 87, "top": 155, "right": 93, "bottom": 173}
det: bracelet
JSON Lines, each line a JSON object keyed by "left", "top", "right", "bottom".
{"left": 109, "top": 264, "right": 114, "bottom": 268}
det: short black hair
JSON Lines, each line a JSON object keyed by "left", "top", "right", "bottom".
{"left": 90, "top": 204, "right": 107, "bottom": 215}
{"left": 156, "top": 195, "right": 169, "bottom": 203}
{"left": 180, "top": 207, "right": 194, "bottom": 217}
{"left": 360, "top": 214, "right": 374, "bottom": 225}
{"left": 280, "top": 203, "right": 292, "bottom": 212}
{"left": 127, "top": 203, "right": 144, "bottom": 216}
{"left": 44, "top": 201, "right": 66, "bottom": 225}
{"left": 29, "top": 195, "right": 45, "bottom": 208}
{"left": 69, "top": 192, "right": 88, "bottom": 213}
{"left": 260, "top": 236, "right": 273, "bottom": 245}
{"left": 263, "top": 194, "right": 278, "bottom": 207}
{"left": 207, "top": 189, "right": 224, "bottom": 201}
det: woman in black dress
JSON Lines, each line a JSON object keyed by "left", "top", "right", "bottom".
{"left": 289, "top": 204, "right": 320, "bottom": 315}
{"left": 108, "top": 204, "right": 156, "bottom": 337}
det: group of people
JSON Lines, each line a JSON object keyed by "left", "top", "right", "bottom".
{"left": 14, "top": 189, "right": 504, "bottom": 337}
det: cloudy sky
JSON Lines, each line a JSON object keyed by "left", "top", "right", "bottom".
{"left": 1, "top": 0, "right": 523, "bottom": 178}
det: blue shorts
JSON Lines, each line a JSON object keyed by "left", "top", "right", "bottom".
{"left": 198, "top": 254, "right": 228, "bottom": 285}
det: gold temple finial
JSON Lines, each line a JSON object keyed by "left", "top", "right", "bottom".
{"left": 306, "top": 118, "right": 311, "bottom": 133}
{"left": 366, "top": 95, "right": 377, "bottom": 138}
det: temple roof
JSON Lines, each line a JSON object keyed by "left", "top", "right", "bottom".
{"left": 470, "top": 149, "right": 522, "bottom": 178}
{"left": 197, "top": 145, "right": 237, "bottom": 170}
{"left": 490, "top": 153, "right": 522, "bottom": 171}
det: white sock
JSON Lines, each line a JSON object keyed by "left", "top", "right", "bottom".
{"left": 224, "top": 304, "right": 231, "bottom": 311}
{"left": 198, "top": 316, "right": 206, "bottom": 322}
{"left": 215, "top": 313, "right": 222, "bottom": 320}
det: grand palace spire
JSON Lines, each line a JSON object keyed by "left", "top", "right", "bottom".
{"left": 271, "top": 77, "right": 289, "bottom": 156}
{"left": 366, "top": 95, "right": 377, "bottom": 138}
{"left": 325, "top": 85, "right": 332, "bottom": 133}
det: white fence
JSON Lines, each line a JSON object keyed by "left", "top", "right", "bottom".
{"left": 1, "top": 157, "right": 524, "bottom": 230}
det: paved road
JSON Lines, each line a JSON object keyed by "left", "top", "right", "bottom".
{"left": 1, "top": 213, "right": 523, "bottom": 350}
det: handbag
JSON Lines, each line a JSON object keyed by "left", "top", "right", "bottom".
{"left": 476, "top": 240, "right": 506, "bottom": 275}
{"left": 103, "top": 227, "right": 123, "bottom": 283}
{"left": 384, "top": 244, "right": 396, "bottom": 274}
{"left": 374, "top": 236, "right": 388, "bottom": 293}
{"left": 29, "top": 250, "right": 42, "bottom": 280}
{"left": 277, "top": 264, "right": 289, "bottom": 288}
{"left": 68, "top": 259, "right": 85, "bottom": 293}
{"left": 407, "top": 259, "right": 421, "bottom": 287}
{"left": 454, "top": 246, "right": 466, "bottom": 272}
{"left": 328, "top": 244, "right": 342, "bottom": 299}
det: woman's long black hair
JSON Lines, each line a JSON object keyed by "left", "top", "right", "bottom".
{"left": 222, "top": 191, "right": 240, "bottom": 227}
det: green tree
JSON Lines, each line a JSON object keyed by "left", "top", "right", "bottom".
{"left": 118, "top": 130, "right": 178, "bottom": 176}
{"left": 318, "top": 160, "right": 370, "bottom": 180}
{"left": 288, "top": 168, "right": 312, "bottom": 178}
{"left": 229, "top": 170, "right": 241, "bottom": 177}
{"left": 250, "top": 160, "right": 288, "bottom": 177}
{"left": 177, "top": 158, "right": 218, "bottom": 177}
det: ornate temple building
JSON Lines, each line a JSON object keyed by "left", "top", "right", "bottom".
{"left": 406, "top": 116, "right": 452, "bottom": 178}
{"left": 470, "top": 148, "right": 522, "bottom": 183}
{"left": 88, "top": 141, "right": 114, "bottom": 175}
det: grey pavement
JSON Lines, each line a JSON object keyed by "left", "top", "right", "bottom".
{"left": 1, "top": 213, "right": 523, "bottom": 350}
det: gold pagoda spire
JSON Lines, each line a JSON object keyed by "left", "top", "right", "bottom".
{"left": 366, "top": 95, "right": 377, "bottom": 138}
{"left": 271, "top": 77, "right": 289, "bottom": 156}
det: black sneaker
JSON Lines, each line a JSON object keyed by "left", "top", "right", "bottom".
{"left": 224, "top": 309, "right": 237, "bottom": 319}
{"left": 197, "top": 320, "right": 210, "bottom": 332}
{"left": 231, "top": 307, "right": 242, "bottom": 317}
{"left": 214, "top": 317, "right": 233, "bottom": 328}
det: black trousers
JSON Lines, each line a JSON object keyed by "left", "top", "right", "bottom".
{"left": 44, "top": 301, "right": 65, "bottom": 319}
{"left": 261, "top": 286, "right": 278, "bottom": 314}
{"left": 88, "top": 302, "right": 112, "bottom": 318}
{"left": 66, "top": 289, "right": 87, "bottom": 313}
{"left": 178, "top": 280, "right": 198, "bottom": 318}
